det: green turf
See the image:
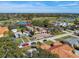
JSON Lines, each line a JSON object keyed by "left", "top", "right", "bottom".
{"left": 44, "top": 40, "right": 53, "bottom": 45}
{"left": 15, "top": 38, "right": 23, "bottom": 44}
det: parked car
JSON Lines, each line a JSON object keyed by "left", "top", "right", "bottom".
{"left": 22, "top": 43, "right": 29, "bottom": 46}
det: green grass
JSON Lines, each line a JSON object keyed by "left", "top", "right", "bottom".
{"left": 66, "top": 30, "right": 73, "bottom": 32}
{"left": 15, "top": 38, "right": 23, "bottom": 44}
{"left": 17, "top": 27, "right": 25, "bottom": 31}
{"left": 51, "top": 31, "right": 65, "bottom": 35}
{"left": 56, "top": 36, "right": 73, "bottom": 41}
{"left": 44, "top": 40, "right": 53, "bottom": 45}
{"left": 76, "top": 28, "right": 79, "bottom": 30}
{"left": 22, "top": 37, "right": 30, "bottom": 42}
{"left": 22, "top": 46, "right": 31, "bottom": 52}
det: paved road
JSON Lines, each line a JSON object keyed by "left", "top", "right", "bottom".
{"left": 63, "top": 30, "right": 79, "bottom": 39}
{"left": 22, "top": 29, "right": 79, "bottom": 46}
{"left": 27, "top": 31, "right": 74, "bottom": 45}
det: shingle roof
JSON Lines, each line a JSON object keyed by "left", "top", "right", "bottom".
{"left": 62, "top": 37, "right": 79, "bottom": 46}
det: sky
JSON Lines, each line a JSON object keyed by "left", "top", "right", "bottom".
{"left": 0, "top": 1, "right": 79, "bottom": 13}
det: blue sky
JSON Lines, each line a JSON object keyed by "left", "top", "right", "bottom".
{"left": 0, "top": 1, "right": 79, "bottom": 13}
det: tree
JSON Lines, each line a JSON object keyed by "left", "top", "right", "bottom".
{"left": 32, "top": 19, "right": 49, "bottom": 27}
{"left": 0, "top": 37, "right": 27, "bottom": 58}
{"left": 29, "top": 48, "right": 59, "bottom": 58}
{"left": 43, "top": 19, "right": 49, "bottom": 27}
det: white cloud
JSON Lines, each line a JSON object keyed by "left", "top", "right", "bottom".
{"left": 0, "top": 1, "right": 78, "bottom": 13}
{"left": 0, "top": 2, "right": 57, "bottom": 10}
{"left": 0, "top": 2, "right": 49, "bottom": 8}
{"left": 0, "top": 2, "right": 55, "bottom": 13}
{"left": 58, "top": 2, "right": 79, "bottom": 7}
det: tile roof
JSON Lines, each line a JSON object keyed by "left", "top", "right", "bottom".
{"left": 0, "top": 27, "right": 9, "bottom": 34}
{"left": 40, "top": 42, "right": 79, "bottom": 58}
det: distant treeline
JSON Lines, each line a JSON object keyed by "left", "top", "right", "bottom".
{"left": 0, "top": 13, "right": 79, "bottom": 21}
{"left": 0, "top": 13, "right": 79, "bottom": 17}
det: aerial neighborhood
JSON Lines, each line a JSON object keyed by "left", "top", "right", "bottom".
{"left": 1, "top": 14, "right": 79, "bottom": 58}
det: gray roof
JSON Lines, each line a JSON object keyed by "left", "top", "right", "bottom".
{"left": 62, "top": 37, "right": 79, "bottom": 46}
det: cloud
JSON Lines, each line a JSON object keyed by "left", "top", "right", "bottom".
{"left": 0, "top": 1, "right": 78, "bottom": 13}
{"left": 0, "top": 2, "right": 53, "bottom": 13}
{"left": 58, "top": 2, "right": 79, "bottom": 7}
{"left": 0, "top": 1, "right": 57, "bottom": 10}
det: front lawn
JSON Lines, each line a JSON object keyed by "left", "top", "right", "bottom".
{"left": 15, "top": 38, "right": 23, "bottom": 44}
{"left": 51, "top": 31, "right": 65, "bottom": 35}
{"left": 22, "top": 37, "right": 31, "bottom": 42}
{"left": 56, "top": 36, "right": 73, "bottom": 41}
{"left": 44, "top": 40, "right": 53, "bottom": 45}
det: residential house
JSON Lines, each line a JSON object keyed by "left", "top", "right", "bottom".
{"left": 0, "top": 26, "right": 9, "bottom": 37}
{"left": 32, "top": 27, "right": 52, "bottom": 40}
{"left": 32, "top": 33, "right": 52, "bottom": 40}
{"left": 11, "top": 29, "right": 30, "bottom": 38}
{"left": 53, "top": 22, "right": 68, "bottom": 27}
{"left": 61, "top": 37, "right": 79, "bottom": 48}
{"left": 40, "top": 42, "right": 79, "bottom": 58}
